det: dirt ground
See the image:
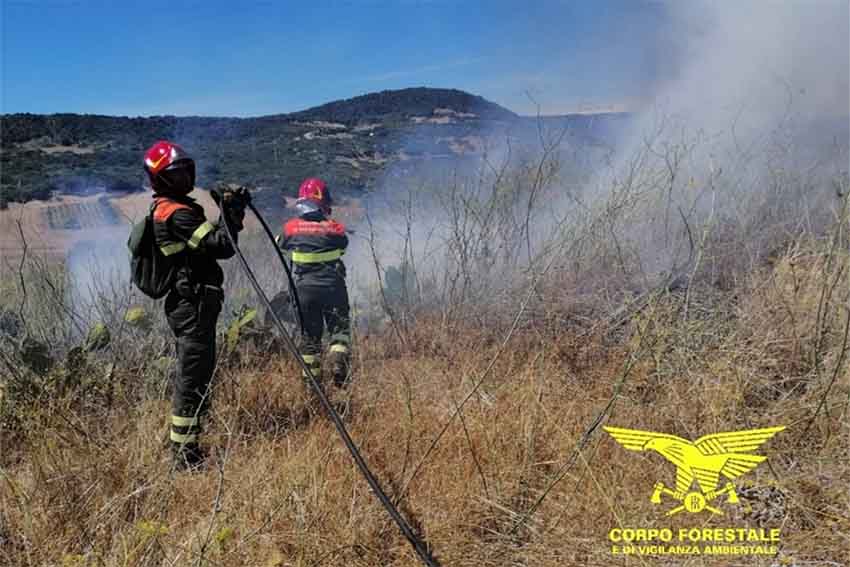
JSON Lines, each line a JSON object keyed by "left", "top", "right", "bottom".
{"left": 0, "top": 191, "right": 223, "bottom": 274}
{"left": 0, "top": 190, "right": 363, "bottom": 278}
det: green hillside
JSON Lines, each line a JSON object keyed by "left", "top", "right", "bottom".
{"left": 0, "top": 87, "right": 625, "bottom": 208}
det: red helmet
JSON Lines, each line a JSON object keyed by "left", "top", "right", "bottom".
{"left": 298, "top": 178, "right": 332, "bottom": 208}
{"left": 144, "top": 140, "right": 195, "bottom": 194}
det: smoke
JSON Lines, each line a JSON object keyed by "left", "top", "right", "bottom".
{"left": 347, "top": 1, "right": 849, "bottom": 325}
{"left": 44, "top": 2, "right": 850, "bottom": 334}
{"left": 342, "top": 120, "right": 602, "bottom": 325}
{"left": 652, "top": 2, "right": 849, "bottom": 126}
{"left": 66, "top": 228, "right": 133, "bottom": 312}
{"left": 621, "top": 1, "right": 849, "bottom": 164}
{"left": 580, "top": 1, "right": 850, "bottom": 278}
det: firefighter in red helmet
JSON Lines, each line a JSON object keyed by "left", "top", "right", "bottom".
{"left": 277, "top": 178, "right": 352, "bottom": 389}
{"left": 143, "top": 140, "right": 248, "bottom": 471}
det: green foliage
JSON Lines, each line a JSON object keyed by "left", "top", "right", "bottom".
{"left": 136, "top": 519, "right": 169, "bottom": 538}
{"left": 214, "top": 526, "right": 235, "bottom": 551}
{"left": 84, "top": 323, "right": 110, "bottom": 352}
{"left": 124, "top": 306, "right": 151, "bottom": 330}
{"left": 1, "top": 88, "right": 620, "bottom": 205}
{"left": 289, "top": 86, "right": 518, "bottom": 123}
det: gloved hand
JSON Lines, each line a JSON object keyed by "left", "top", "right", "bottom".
{"left": 211, "top": 183, "right": 251, "bottom": 209}
{"left": 211, "top": 183, "right": 250, "bottom": 231}
{"left": 227, "top": 186, "right": 252, "bottom": 209}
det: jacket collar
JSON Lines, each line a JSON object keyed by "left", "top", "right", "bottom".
{"left": 294, "top": 198, "right": 327, "bottom": 221}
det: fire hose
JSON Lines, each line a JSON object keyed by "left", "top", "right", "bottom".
{"left": 215, "top": 196, "right": 441, "bottom": 567}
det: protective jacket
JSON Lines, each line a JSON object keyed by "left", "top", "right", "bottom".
{"left": 152, "top": 195, "right": 236, "bottom": 293}
{"left": 279, "top": 206, "right": 348, "bottom": 286}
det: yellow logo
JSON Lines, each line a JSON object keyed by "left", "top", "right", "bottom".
{"left": 604, "top": 426, "right": 785, "bottom": 516}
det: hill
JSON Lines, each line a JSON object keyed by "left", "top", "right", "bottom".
{"left": 288, "top": 87, "right": 518, "bottom": 123}
{"left": 0, "top": 87, "right": 626, "bottom": 207}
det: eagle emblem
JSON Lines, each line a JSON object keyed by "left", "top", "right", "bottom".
{"left": 604, "top": 425, "right": 785, "bottom": 516}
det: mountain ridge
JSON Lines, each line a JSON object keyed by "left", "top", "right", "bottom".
{"left": 0, "top": 87, "right": 628, "bottom": 206}
{"left": 2, "top": 88, "right": 518, "bottom": 127}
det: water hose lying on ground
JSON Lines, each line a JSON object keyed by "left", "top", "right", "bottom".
{"left": 215, "top": 197, "right": 441, "bottom": 567}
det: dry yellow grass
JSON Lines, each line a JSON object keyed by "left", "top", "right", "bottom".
{"left": 0, "top": 193, "right": 160, "bottom": 276}
{"left": 1, "top": 238, "right": 848, "bottom": 566}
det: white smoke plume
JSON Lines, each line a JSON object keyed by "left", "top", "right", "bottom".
{"left": 350, "top": 1, "right": 849, "bottom": 325}
{"left": 652, "top": 1, "right": 848, "bottom": 127}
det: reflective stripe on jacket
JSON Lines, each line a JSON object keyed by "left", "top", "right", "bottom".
{"left": 152, "top": 195, "right": 236, "bottom": 290}
{"left": 279, "top": 215, "right": 348, "bottom": 286}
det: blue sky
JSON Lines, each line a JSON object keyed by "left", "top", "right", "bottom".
{"left": 2, "top": 1, "right": 669, "bottom": 117}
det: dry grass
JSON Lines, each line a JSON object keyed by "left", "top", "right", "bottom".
{"left": 1, "top": 239, "right": 848, "bottom": 566}
{"left": 1, "top": 117, "right": 847, "bottom": 566}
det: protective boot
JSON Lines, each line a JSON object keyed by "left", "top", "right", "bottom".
{"left": 171, "top": 441, "right": 206, "bottom": 473}
{"left": 300, "top": 352, "right": 323, "bottom": 413}
{"left": 301, "top": 352, "right": 322, "bottom": 384}
{"left": 327, "top": 343, "right": 350, "bottom": 388}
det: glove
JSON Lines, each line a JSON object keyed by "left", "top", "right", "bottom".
{"left": 212, "top": 184, "right": 249, "bottom": 231}
{"left": 233, "top": 186, "right": 252, "bottom": 207}
{"left": 211, "top": 184, "right": 251, "bottom": 209}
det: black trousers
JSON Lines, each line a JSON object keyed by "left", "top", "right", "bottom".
{"left": 296, "top": 282, "right": 351, "bottom": 377}
{"left": 164, "top": 286, "right": 222, "bottom": 446}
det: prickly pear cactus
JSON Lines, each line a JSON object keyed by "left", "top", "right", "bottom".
{"left": 84, "top": 323, "right": 110, "bottom": 352}
{"left": 0, "top": 309, "right": 22, "bottom": 338}
{"left": 226, "top": 308, "right": 258, "bottom": 351}
{"left": 19, "top": 336, "right": 52, "bottom": 373}
{"left": 124, "top": 307, "right": 151, "bottom": 330}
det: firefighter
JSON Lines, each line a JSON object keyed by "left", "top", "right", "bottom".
{"left": 277, "top": 178, "right": 351, "bottom": 389}
{"left": 143, "top": 140, "right": 248, "bottom": 470}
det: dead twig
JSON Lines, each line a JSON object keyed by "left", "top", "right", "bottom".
{"left": 15, "top": 220, "right": 29, "bottom": 331}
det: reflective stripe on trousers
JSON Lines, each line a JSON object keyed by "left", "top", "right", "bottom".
{"left": 301, "top": 353, "right": 321, "bottom": 379}
{"left": 170, "top": 414, "right": 199, "bottom": 444}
